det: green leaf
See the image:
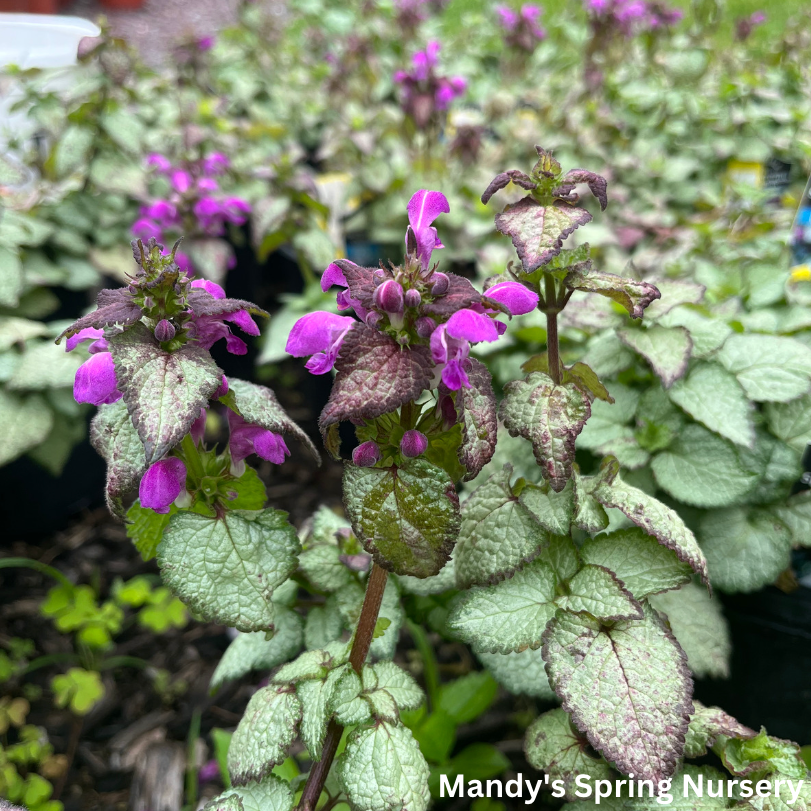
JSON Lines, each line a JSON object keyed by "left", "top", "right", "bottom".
{"left": 51, "top": 668, "right": 104, "bottom": 715}
{"left": 698, "top": 508, "right": 792, "bottom": 593}
{"left": 454, "top": 467, "right": 547, "bottom": 588}
{"left": 572, "top": 470, "right": 611, "bottom": 533}
{"left": 210, "top": 608, "right": 304, "bottom": 692}
{"left": 6, "top": 340, "right": 83, "bottom": 391}
{"left": 476, "top": 647, "right": 556, "bottom": 700}
{"left": 338, "top": 722, "right": 431, "bottom": 811}
{"left": 27, "top": 408, "right": 86, "bottom": 476}
{"left": 650, "top": 583, "right": 731, "bottom": 678}
{"left": 651, "top": 424, "right": 760, "bottom": 508}
{"left": 543, "top": 604, "right": 692, "bottom": 783}
{"left": 448, "top": 559, "right": 558, "bottom": 654}
{"left": 683, "top": 702, "right": 756, "bottom": 758}
{"left": 126, "top": 501, "right": 174, "bottom": 561}
{"left": 157, "top": 509, "right": 300, "bottom": 632}
{"left": 108, "top": 324, "right": 222, "bottom": 464}
{"left": 205, "top": 775, "right": 294, "bottom": 811}
{"left": 102, "top": 108, "right": 144, "bottom": 154}
{"left": 273, "top": 646, "right": 348, "bottom": 683}
{"left": 658, "top": 306, "right": 732, "bottom": 358}
{"left": 304, "top": 601, "right": 345, "bottom": 650}
{"left": 227, "top": 467, "right": 268, "bottom": 511}
{"left": 343, "top": 459, "right": 460, "bottom": 579}
{"left": 438, "top": 672, "right": 497, "bottom": 725}
{"left": 558, "top": 565, "right": 643, "bottom": 622}
{"left": 717, "top": 335, "right": 811, "bottom": 403}
{"left": 565, "top": 268, "right": 661, "bottom": 319}
{"left": 330, "top": 667, "right": 370, "bottom": 727}
{"left": 519, "top": 479, "right": 574, "bottom": 536}
{"left": 669, "top": 362, "right": 755, "bottom": 447}
{"left": 227, "top": 684, "right": 301, "bottom": 785}
{"left": 723, "top": 730, "right": 808, "bottom": 780}
{"left": 499, "top": 372, "right": 591, "bottom": 492}
{"left": 0, "top": 246, "right": 23, "bottom": 308}
{"left": 766, "top": 395, "right": 811, "bottom": 453}
{"left": 525, "top": 708, "right": 614, "bottom": 800}
{"left": 592, "top": 465, "right": 709, "bottom": 585}
{"left": 0, "top": 390, "right": 53, "bottom": 466}
{"left": 90, "top": 399, "right": 147, "bottom": 517}
{"left": 0, "top": 316, "right": 49, "bottom": 352}
{"left": 411, "top": 710, "right": 456, "bottom": 762}
{"left": 774, "top": 492, "right": 811, "bottom": 548}
{"left": 580, "top": 528, "right": 692, "bottom": 599}
{"left": 617, "top": 326, "right": 692, "bottom": 388}
{"left": 297, "top": 667, "right": 345, "bottom": 759}
{"left": 52, "top": 125, "right": 94, "bottom": 177}
{"left": 370, "top": 579, "right": 404, "bottom": 661}
{"left": 369, "top": 662, "right": 424, "bottom": 712}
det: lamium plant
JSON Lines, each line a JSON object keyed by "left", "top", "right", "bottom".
{"left": 73, "top": 151, "right": 810, "bottom": 811}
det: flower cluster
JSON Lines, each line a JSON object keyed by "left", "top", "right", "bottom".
{"left": 496, "top": 4, "right": 547, "bottom": 51}
{"left": 585, "top": 0, "right": 683, "bottom": 35}
{"left": 735, "top": 11, "right": 766, "bottom": 41}
{"left": 133, "top": 153, "right": 250, "bottom": 270}
{"left": 394, "top": 42, "right": 467, "bottom": 129}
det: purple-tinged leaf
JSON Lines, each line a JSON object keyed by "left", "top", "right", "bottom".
{"left": 617, "top": 325, "right": 692, "bottom": 388}
{"left": 683, "top": 702, "right": 757, "bottom": 759}
{"left": 558, "top": 169, "right": 608, "bottom": 211}
{"left": 499, "top": 372, "right": 591, "bottom": 492}
{"left": 187, "top": 289, "right": 269, "bottom": 319}
{"left": 481, "top": 169, "right": 537, "bottom": 205}
{"left": 558, "top": 564, "right": 644, "bottom": 622}
{"left": 228, "top": 378, "right": 319, "bottom": 462}
{"left": 318, "top": 324, "right": 433, "bottom": 437}
{"left": 592, "top": 465, "right": 710, "bottom": 586}
{"left": 420, "top": 273, "right": 504, "bottom": 318}
{"left": 565, "top": 267, "right": 661, "bottom": 319}
{"left": 572, "top": 466, "right": 615, "bottom": 533}
{"left": 522, "top": 355, "right": 614, "bottom": 404}
{"left": 331, "top": 259, "right": 378, "bottom": 312}
{"left": 343, "top": 459, "right": 460, "bottom": 579}
{"left": 531, "top": 145, "right": 562, "bottom": 179}
{"left": 90, "top": 399, "right": 147, "bottom": 518}
{"left": 108, "top": 323, "right": 222, "bottom": 464}
{"left": 495, "top": 197, "right": 593, "bottom": 273}
{"left": 542, "top": 603, "right": 693, "bottom": 784}
{"left": 56, "top": 288, "right": 142, "bottom": 345}
{"left": 450, "top": 359, "right": 497, "bottom": 481}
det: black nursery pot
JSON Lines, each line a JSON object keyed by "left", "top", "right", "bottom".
{"left": 695, "top": 579, "right": 811, "bottom": 745}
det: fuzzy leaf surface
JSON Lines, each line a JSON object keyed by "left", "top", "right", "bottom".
{"left": 617, "top": 326, "right": 692, "bottom": 388}
{"left": 370, "top": 662, "right": 424, "bottom": 711}
{"left": 109, "top": 323, "right": 221, "bottom": 464}
{"left": 500, "top": 372, "right": 591, "bottom": 492}
{"left": 495, "top": 197, "right": 593, "bottom": 272}
{"left": 206, "top": 776, "right": 293, "bottom": 811}
{"left": 766, "top": 395, "right": 811, "bottom": 453}
{"left": 420, "top": 274, "right": 500, "bottom": 318}
{"left": 558, "top": 565, "right": 643, "bottom": 622}
{"left": 187, "top": 288, "right": 268, "bottom": 319}
{"left": 519, "top": 479, "right": 574, "bottom": 536}
{"left": 297, "top": 667, "right": 345, "bottom": 760}
{"left": 683, "top": 702, "right": 756, "bottom": 759}
{"left": 543, "top": 604, "right": 692, "bottom": 783}
{"left": 476, "top": 647, "right": 557, "bottom": 700}
{"left": 337, "top": 722, "right": 430, "bottom": 811}
{"left": 481, "top": 169, "right": 537, "bottom": 205}
{"left": 454, "top": 467, "right": 547, "bottom": 588}
{"left": 158, "top": 509, "right": 300, "bottom": 632}
{"left": 565, "top": 269, "right": 661, "bottom": 319}
{"left": 56, "top": 288, "right": 142, "bottom": 344}
{"left": 448, "top": 559, "right": 558, "bottom": 654}
{"left": 454, "top": 358, "right": 498, "bottom": 480}
{"left": 343, "top": 459, "right": 460, "bottom": 578}
{"left": 227, "top": 685, "right": 301, "bottom": 785}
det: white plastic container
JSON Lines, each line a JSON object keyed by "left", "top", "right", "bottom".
{"left": 0, "top": 13, "right": 100, "bottom": 69}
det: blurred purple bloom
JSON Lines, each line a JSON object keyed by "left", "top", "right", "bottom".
{"left": 197, "top": 35, "right": 215, "bottom": 51}
{"left": 171, "top": 170, "right": 192, "bottom": 194}
{"left": 496, "top": 4, "right": 520, "bottom": 28}
{"left": 407, "top": 190, "right": 450, "bottom": 269}
{"left": 146, "top": 153, "right": 171, "bottom": 173}
{"left": 286, "top": 311, "right": 357, "bottom": 374}
{"left": 198, "top": 759, "right": 220, "bottom": 784}
{"left": 139, "top": 457, "right": 187, "bottom": 513}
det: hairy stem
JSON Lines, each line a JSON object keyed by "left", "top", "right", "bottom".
{"left": 296, "top": 563, "right": 389, "bottom": 811}
{"left": 544, "top": 275, "right": 562, "bottom": 385}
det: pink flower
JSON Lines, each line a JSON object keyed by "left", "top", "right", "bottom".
{"left": 73, "top": 351, "right": 122, "bottom": 406}
{"left": 227, "top": 410, "right": 290, "bottom": 466}
{"left": 171, "top": 170, "right": 192, "bottom": 194}
{"left": 484, "top": 281, "right": 539, "bottom": 315}
{"left": 146, "top": 154, "right": 171, "bottom": 173}
{"left": 132, "top": 218, "right": 163, "bottom": 241}
{"left": 139, "top": 458, "right": 187, "bottom": 513}
{"left": 407, "top": 189, "right": 450, "bottom": 269}
{"left": 197, "top": 35, "right": 215, "bottom": 51}
{"left": 321, "top": 263, "right": 367, "bottom": 318}
{"left": 189, "top": 279, "right": 259, "bottom": 355}
{"left": 285, "top": 311, "right": 357, "bottom": 374}
{"left": 430, "top": 308, "right": 499, "bottom": 389}
{"left": 203, "top": 153, "right": 230, "bottom": 175}
{"left": 496, "top": 5, "right": 520, "bottom": 29}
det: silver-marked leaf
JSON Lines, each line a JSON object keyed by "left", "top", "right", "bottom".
{"left": 7, "top": 340, "right": 83, "bottom": 391}
{"left": 55, "top": 287, "right": 142, "bottom": 345}
{"left": 228, "top": 378, "right": 319, "bottom": 462}
{"left": 500, "top": 372, "right": 591, "bottom": 492}
{"left": 565, "top": 268, "right": 661, "bottom": 319}
{"left": 108, "top": 323, "right": 221, "bottom": 464}
{"left": 0, "top": 390, "right": 53, "bottom": 466}
{"left": 157, "top": 509, "right": 300, "bottom": 632}
{"left": 319, "top": 325, "right": 433, "bottom": 440}
{"left": 537, "top": 534, "right": 580, "bottom": 584}
{"left": 650, "top": 584, "right": 731, "bottom": 679}
{"left": 185, "top": 238, "right": 233, "bottom": 285}
{"left": 766, "top": 395, "right": 811, "bottom": 453}
{"left": 617, "top": 326, "right": 692, "bottom": 388}
{"left": 774, "top": 492, "right": 811, "bottom": 548}
{"left": 717, "top": 335, "right": 811, "bottom": 403}
{"left": 735, "top": 779, "right": 811, "bottom": 811}
{"left": 371, "top": 662, "right": 424, "bottom": 711}
{"left": 519, "top": 479, "right": 574, "bottom": 536}
{"left": 337, "top": 722, "right": 431, "bottom": 811}
{"left": 481, "top": 169, "right": 537, "bottom": 205}
{"left": 651, "top": 424, "right": 760, "bottom": 508}
{"left": 89, "top": 399, "right": 146, "bottom": 517}
{"left": 658, "top": 305, "right": 732, "bottom": 358}
{"left": 304, "top": 600, "right": 345, "bottom": 650}
{"left": 299, "top": 544, "right": 354, "bottom": 593}
{"left": 397, "top": 548, "right": 457, "bottom": 596}
{"left": 580, "top": 528, "right": 692, "bottom": 599}
{"left": 642, "top": 279, "right": 705, "bottom": 321}
{"left": 273, "top": 648, "right": 335, "bottom": 683}
{"left": 525, "top": 708, "right": 614, "bottom": 800}
{"left": 206, "top": 776, "right": 293, "bottom": 811}
{"left": 572, "top": 465, "right": 615, "bottom": 533}
{"left": 454, "top": 358, "right": 497, "bottom": 481}
{"left": 0, "top": 245, "right": 23, "bottom": 307}
{"left": 227, "top": 684, "right": 301, "bottom": 785}
{"left": 559, "top": 565, "right": 643, "bottom": 621}
{"left": 698, "top": 508, "right": 792, "bottom": 593}
{"left": 543, "top": 604, "right": 692, "bottom": 783}
{"left": 476, "top": 647, "right": 557, "bottom": 700}
{"left": 210, "top": 608, "right": 304, "bottom": 692}
{"left": 683, "top": 702, "right": 756, "bottom": 759}
{"left": 454, "top": 466, "right": 548, "bottom": 589}
{"left": 297, "top": 667, "right": 345, "bottom": 760}
{"left": 330, "top": 667, "right": 370, "bottom": 727}
{"left": 669, "top": 363, "right": 755, "bottom": 448}
{"left": 364, "top": 688, "right": 399, "bottom": 723}
{"left": 593, "top": 467, "right": 709, "bottom": 586}
{"left": 495, "top": 197, "right": 593, "bottom": 272}
{"left": 448, "top": 559, "right": 558, "bottom": 654}
{"left": 343, "top": 459, "right": 460, "bottom": 579}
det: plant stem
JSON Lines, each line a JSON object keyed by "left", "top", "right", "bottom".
{"left": 544, "top": 275, "right": 562, "bottom": 385}
{"left": 296, "top": 563, "right": 389, "bottom": 811}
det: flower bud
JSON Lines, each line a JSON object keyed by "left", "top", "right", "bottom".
{"left": 400, "top": 429, "right": 428, "bottom": 458}
{"left": 215, "top": 375, "right": 229, "bottom": 398}
{"left": 352, "top": 440, "right": 381, "bottom": 467}
{"left": 397, "top": 333, "right": 410, "bottom": 346}
{"left": 430, "top": 272, "right": 450, "bottom": 296}
{"left": 373, "top": 280, "right": 405, "bottom": 314}
{"left": 365, "top": 311, "right": 383, "bottom": 328}
{"left": 373, "top": 269, "right": 389, "bottom": 286}
{"left": 404, "top": 288, "right": 422, "bottom": 308}
{"left": 415, "top": 316, "right": 437, "bottom": 337}
{"left": 155, "top": 319, "right": 176, "bottom": 342}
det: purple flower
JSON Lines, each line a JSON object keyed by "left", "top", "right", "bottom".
{"left": 73, "top": 351, "right": 122, "bottom": 406}
{"left": 203, "top": 153, "right": 230, "bottom": 175}
{"left": 139, "top": 457, "right": 187, "bottom": 513}
{"left": 227, "top": 410, "right": 290, "bottom": 466}
{"left": 189, "top": 279, "right": 260, "bottom": 355}
{"left": 198, "top": 759, "right": 220, "bottom": 785}
{"left": 321, "top": 263, "right": 367, "bottom": 318}
{"left": 412, "top": 40, "right": 440, "bottom": 81}
{"left": 430, "top": 308, "right": 499, "bottom": 390}
{"left": 484, "top": 281, "right": 539, "bottom": 315}
{"left": 143, "top": 200, "right": 178, "bottom": 224}
{"left": 197, "top": 35, "right": 215, "bottom": 51}
{"left": 496, "top": 4, "right": 520, "bottom": 29}
{"left": 401, "top": 430, "right": 428, "bottom": 458}
{"left": 285, "top": 311, "right": 357, "bottom": 374}
{"left": 132, "top": 218, "right": 163, "bottom": 241}
{"left": 65, "top": 327, "right": 107, "bottom": 353}
{"left": 171, "top": 170, "right": 192, "bottom": 194}
{"left": 146, "top": 154, "right": 171, "bottom": 173}
{"left": 352, "top": 441, "right": 381, "bottom": 467}
{"left": 407, "top": 190, "right": 450, "bottom": 269}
